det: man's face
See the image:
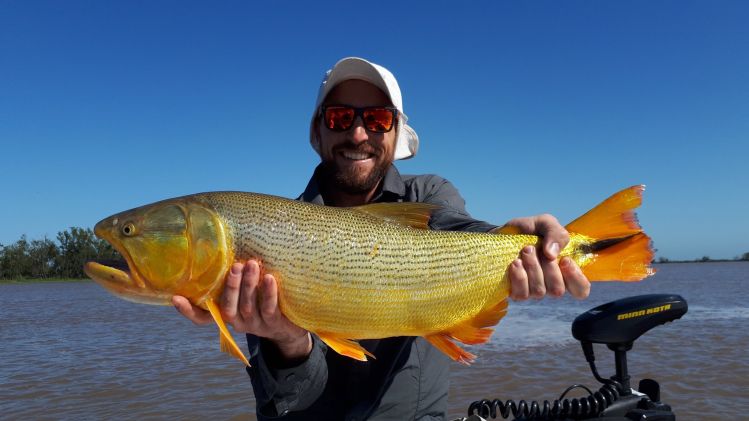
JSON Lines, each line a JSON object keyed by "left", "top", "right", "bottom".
{"left": 317, "top": 79, "right": 397, "bottom": 194}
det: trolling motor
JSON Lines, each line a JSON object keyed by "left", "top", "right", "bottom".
{"left": 458, "top": 294, "right": 688, "bottom": 421}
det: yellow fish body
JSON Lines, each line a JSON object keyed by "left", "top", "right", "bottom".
{"left": 84, "top": 186, "right": 654, "bottom": 365}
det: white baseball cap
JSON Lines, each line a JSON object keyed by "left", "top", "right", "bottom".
{"left": 309, "top": 57, "right": 419, "bottom": 160}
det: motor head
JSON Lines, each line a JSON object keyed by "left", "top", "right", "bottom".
{"left": 572, "top": 294, "right": 688, "bottom": 346}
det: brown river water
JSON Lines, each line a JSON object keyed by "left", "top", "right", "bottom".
{"left": 1, "top": 262, "right": 747, "bottom": 420}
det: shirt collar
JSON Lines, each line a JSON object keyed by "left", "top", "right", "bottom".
{"left": 299, "top": 164, "right": 406, "bottom": 205}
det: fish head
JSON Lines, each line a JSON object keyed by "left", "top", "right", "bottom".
{"left": 84, "top": 197, "right": 231, "bottom": 306}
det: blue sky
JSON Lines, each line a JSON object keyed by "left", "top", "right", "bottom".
{"left": 1, "top": 1, "right": 747, "bottom": 260}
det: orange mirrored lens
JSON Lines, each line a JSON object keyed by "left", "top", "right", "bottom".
{"left": 363, "top": 108, "right": 394, "bottom": 132}
{"left": 324, "top": 106, "right": 395, "bottom": 132}
{"left": 325, "top": 107, "right": 355, "bottom": 130}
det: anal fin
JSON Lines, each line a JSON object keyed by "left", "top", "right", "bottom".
{"left": 425, "top": 334, "right": 476, "bottom": 365}
{"left": 470, "top": 299, "right": 508, "bottom": 330}
{"left": 205, "top": 299, "right": 250, "bottom": 367}
{"left": 425, "top": 299, "right": 508, "bottom": 364}
{"left": 317, "top": 332, "right": 375, "bottom": 361}
{"left": 449, "top": 298, "right": 508, "bottom": 344}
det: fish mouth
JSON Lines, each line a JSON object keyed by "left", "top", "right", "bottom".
{"left": 86, "top": 219, "right": 153, "bottom": 303}
{"left": 84, "top": 259, "right": 131, "bottom": 284}
{"left": 93, "top": 258, "right": 130, "bottom": 272}
{"left": 84, "top": 259, "right": 171, "bottom": 305}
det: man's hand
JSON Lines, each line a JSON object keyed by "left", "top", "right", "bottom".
{"left": 172, "top": 260, "right": 312, "bottom": 361}
{"left": 495, "top": 214, "right": 590, "bottom": 301}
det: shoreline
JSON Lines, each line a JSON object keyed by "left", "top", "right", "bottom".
{"left": 0, "top": 278, "right": 91, "bottom": 284}
{"left": 654, "top": 259, "right": 749, "bottom": 264}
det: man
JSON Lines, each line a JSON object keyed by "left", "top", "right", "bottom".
{"left": 173, "top": 57, "right": 590, "bottom": 420}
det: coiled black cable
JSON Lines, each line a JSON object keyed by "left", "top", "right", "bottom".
{"left": 467, "top": 382, "right": 621, "bottom": 420}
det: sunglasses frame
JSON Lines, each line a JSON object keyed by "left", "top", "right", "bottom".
{"left": 321, "top": 105, "right": 399, "bottom": 133}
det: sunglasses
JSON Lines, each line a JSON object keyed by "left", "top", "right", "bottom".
{"left": 322, "top": 105, "right": 398, "bottom": 133}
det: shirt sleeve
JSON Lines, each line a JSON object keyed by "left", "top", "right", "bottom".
{"left": 417, "top": 175, "right": 498, "bottom": 233}
{"left": 245, "top": 334, "right": 328, "bottom": 419}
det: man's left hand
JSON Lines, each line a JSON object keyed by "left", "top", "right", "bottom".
{"left": 494, "top": 214, "right": 590, "bottom": 300}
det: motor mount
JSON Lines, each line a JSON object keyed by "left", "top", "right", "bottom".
{"left": 461, "top": 294, "right": 688, "bottom": 420}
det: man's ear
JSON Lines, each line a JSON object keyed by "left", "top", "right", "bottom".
{"left": 312, "top": 113, "right": 323, "bottom": 145}
{"left": 313, "top": 117, "right": 321, "bottom": 138}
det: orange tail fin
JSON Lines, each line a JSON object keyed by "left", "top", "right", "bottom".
{"left": 565, "top": 185, "right": 655, "bottom": 281}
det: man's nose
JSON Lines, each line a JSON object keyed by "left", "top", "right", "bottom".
{"left": 347, "top": 117, "right": 369, "bottom": 143}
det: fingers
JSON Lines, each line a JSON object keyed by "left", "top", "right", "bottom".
{"left": 533, "top": 214, "right": 569, "bottom": 260}
{"left": 512, "top": 245, "right": 565, "bottom": 300}
{"left": 561, "top": 258, "right": 591, "bottom": 299}
{"left": 501, "top": 213, "right": 573, "bottom": 300}
{"left": 500, "top": 214, "right": 570, "bottom": 261}
{"left": 221, "top": 263, "right": 244, "bottom": 321}
{"left": 511, "top": 249, "right": 588, "bottom": 300}
{"left": 508, "top": 259, "right": 529, "bottom": 300}
{"left": 224, "top": 260, "right": 262, "bottom": 332}
{"left": 259, "top": 273, "right": 280, "bottom": 322}
{"left": 540, "top": 256, "right": 565, "bottom": 297}
{"left": 220, "top": 260, "right": 287, "bottom": 337}
{"left": 521, "top": 246, "right": 546, "bottom": 299}
{"left": 174, "top": 259, "right": 306, "bottom": 348}
{"left": 172, "top": 295, "right": 212, "bottom": 325}
{"left": 239, "top": 260, "right": 260, "bottom": 320}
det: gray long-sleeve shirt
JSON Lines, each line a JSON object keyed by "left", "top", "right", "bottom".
{"left": 245, "top": 165, "right": 497, "bottom": 420}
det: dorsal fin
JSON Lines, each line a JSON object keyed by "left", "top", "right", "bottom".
{"left": 351, "top": 202, "right": 439, "bottom": 229}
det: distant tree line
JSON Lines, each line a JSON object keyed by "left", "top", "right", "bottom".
{"left": 657, "top": 252, "right": 749, "bottom": 263}
{"left": 0, "top": 227, "right": 120, "bottom": 280}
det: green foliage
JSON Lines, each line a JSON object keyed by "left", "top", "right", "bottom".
{"left": 0, "top": 235, "right": 33, "bottom": 279}
{"left": 0, "top": 227, "right": 120, "bottom": 280}
{"left": 742, "top": 252, "right": 749, "bottom": 261}
{"left": 28, "top": 237, "right": 59, "bottom": 278}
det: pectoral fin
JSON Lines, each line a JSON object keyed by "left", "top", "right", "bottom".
{"left": 205, "top": 299, "right": 250, "bottom": 367}
{"left": 317, "top": 332, "right": 375, "bottom": 361}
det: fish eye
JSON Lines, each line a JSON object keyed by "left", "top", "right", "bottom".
{"left": 121, "top": 222, "right": 136, "bottom": 236}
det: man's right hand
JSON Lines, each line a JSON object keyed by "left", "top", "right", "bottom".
{"left": 172, "top": 260, "right": 312, "bottom": 362}
{"left": 496, "top": 214, "right": 590, "bottom": 301}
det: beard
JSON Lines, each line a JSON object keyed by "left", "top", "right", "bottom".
{"left": 319, "top": 146, "right": 391, "bottom": 195}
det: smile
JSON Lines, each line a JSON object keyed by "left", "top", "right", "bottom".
{"left": 341, "top": 150, "right": 374, "bottom": 161}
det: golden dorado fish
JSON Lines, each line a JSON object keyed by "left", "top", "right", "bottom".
{"left": 84, "top": 186, "right": 654, "bottom": 366}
